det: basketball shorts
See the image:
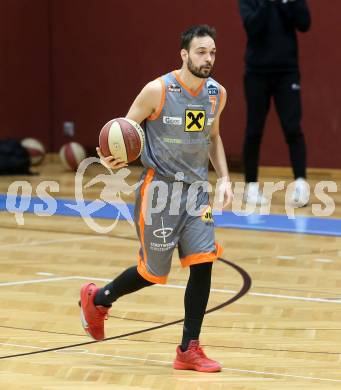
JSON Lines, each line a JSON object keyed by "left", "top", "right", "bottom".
{"left": 134, "top": 168, "right": 223, "bottom": 284}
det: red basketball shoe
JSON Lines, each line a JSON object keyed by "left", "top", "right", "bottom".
{"left": 173, "top": 340, "right": 221, "bottom": 372}
{"left": 79, "top": 283, "right": 109, "bottom": 340}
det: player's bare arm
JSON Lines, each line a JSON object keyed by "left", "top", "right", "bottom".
{"left": 208, "top": 86, "right": 233, "bottom": 207}
{"left": 125, "top": 79, "right": 163, "bottom": 123}
{"left": 97, "top": 79, "right": 163, "bottom": 169}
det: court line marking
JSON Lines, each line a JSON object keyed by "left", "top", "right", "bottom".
{"left": 36, "top": 272, "right": 55, "bottom": 276}
{"left": 0, "top": 236, "right": 108, "bottom": 249}
{"left": 0, "top": 342, "right": 340, "bottom": 383}
{"left": 277, "top": 255, "right": 296, "bottom": 260}
{"left": 0, "top": 276, "right": 77, "bottom": 287}
{"left": 315, "top": 258, "right": 334, "bottom": 263}
{"left": 1, "top": 275, "right": 341, "bottom": 304}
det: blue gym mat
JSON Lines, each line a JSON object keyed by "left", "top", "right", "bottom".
{"left": 0, "top": 194, "right": 340, "bottom": 237}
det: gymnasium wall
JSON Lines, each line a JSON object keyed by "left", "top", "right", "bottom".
{"left": 0, "top": 0, "right": 51, "bottom": 149}
{"left": 0, "top": 0, "right": 340, "bottom": 169}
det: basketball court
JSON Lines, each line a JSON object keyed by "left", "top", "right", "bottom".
{"left": 0, "top": 160, "right": 340, "bottom": 389}
{"left": 0, "top": 1, "right": 340, "bottom": 388}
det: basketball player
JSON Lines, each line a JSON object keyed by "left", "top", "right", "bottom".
{"left": 80, "top": 25, "right": 233, "bottom": 373}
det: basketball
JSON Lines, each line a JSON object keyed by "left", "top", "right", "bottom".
{"left": 59, "top": 142, "right": 86, "bottom": 171}
{"left": 99, "top": 118, "right": 144, "bottom": 163}
{"left": 21, "top": 138, "right": 45, "bottom": 166}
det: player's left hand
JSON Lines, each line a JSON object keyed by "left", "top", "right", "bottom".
{"left": 216, "top": 178, "right": 234, "bottom": 208}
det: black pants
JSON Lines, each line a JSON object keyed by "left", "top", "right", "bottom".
{"left": 243, "top": 71, "right": 306, "bottom": 182}
{"left": 95, "top": 263, "right": 212, "bottom": 350}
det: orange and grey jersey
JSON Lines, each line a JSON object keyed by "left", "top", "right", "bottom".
{"left": 141, "top": 71, "right": 225, "bottom": 184}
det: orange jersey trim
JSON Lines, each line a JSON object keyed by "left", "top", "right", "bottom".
{"left": 172, "top": 70, "right": 205, "bottom": 97}
{"left": 137, "top": 167, "right": 168, "bottom": 284}
{"left": 137, "top": 255, "right": 168, "bottom": 284}
{"left": 215, "top": 242, "right": 223, "bottom": 258}
{"left": 148, "top": 77, "right": 166, "bottom": 121}
{"left": 139, "top": 168, "right": 155, "bottom": 269}
{"left": 180, "top": 242, "right": 223, "bottom": 268}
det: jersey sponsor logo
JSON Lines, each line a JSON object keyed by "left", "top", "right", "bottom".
{"left": 153, "top": 226, "right": 173, "bottom": 241}
{"left": 188, "top": 104, "right": 204, "bottom": 108}
{"left": 185, "top": 109, "right": 206, "bottom": 132}
{"left": 207, "top": 83, "right": 219, "bottom": 96}
{"left": 152, "top": 217, "right": 173, "bottom": 243}
{"left": 162, "top": 137, "right": 183, "bottom": 144}
{"left": 163, "top": 116, "right": 183, "bottom": 126}
{"left": 162, "top": 137, "right": 209, "bottom": 145}
{"left": 201, "top": 205, "right": 214, "bottom": 224}
{"left": 168, "top": 83, "right": 182, "bottom": 93}
{"left": 150, "top": 241, "right": 175, "bottom": 252}
{"left": 207, "top": 117, "right": 215, "bottom": 126}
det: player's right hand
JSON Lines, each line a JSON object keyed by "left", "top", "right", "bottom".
{"left": 96, "top": 147, "right": 128, "bottom": 170}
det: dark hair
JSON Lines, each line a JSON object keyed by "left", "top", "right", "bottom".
{"left": 181, "top": 25, "right": 216, "bottom": 51}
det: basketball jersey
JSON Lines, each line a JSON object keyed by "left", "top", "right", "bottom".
{"left": 141, "top": 71, "right": 223, "bottom": 184}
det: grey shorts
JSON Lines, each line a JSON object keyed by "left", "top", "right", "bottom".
{"left": 134, "top": 168, "right": 222, "bottom": 284}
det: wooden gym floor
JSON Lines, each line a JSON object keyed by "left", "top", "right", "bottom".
{"left": 0, "top": 158, "right": 341, "bottom": 389}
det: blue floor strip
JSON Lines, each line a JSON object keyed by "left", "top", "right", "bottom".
{"left": 1, "top": 194, "right": 340, "bottom": 237}
{"left": 213, "top": 212, "right": 341, "bottom": 236}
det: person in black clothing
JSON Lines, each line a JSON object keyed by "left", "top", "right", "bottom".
{"left": 239, "top": 0, "right": 311, "bottom": 206}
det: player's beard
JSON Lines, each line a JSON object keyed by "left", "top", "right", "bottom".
{"left": 187, "top": 56, "right": 212, "bottom": 79}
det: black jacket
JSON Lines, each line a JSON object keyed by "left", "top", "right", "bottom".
{"left": 239, "top": 0, "right": 311, "bottom": 72}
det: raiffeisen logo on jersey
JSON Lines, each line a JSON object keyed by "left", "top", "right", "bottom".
{"left": 207, "top": 84, "right": 219, "bottom": 96}
{"left": 163, "top": 116, "right": 183, "bottom": 125}
{"left": 185, "top": 110, "right": 206, "bottom": 132}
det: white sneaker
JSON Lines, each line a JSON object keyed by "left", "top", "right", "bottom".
{"left": 290, "top": 178, "right": 310, "bottom": 207}
{"left": 243, "top": 182, "right": 269, "bottom": 206}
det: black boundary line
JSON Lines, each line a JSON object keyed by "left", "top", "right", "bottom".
{"left": 0, "top": 326, "right": 84, "bottom": 337}
{"left": 0, "top": 258, "right": 251, "bottom": 359}
{"left": 2, "top": 322, "right": 341, "bottom": 335}
{"left": 116, "top": 338, "right": 341, "bottom": 356}
{"left": 2, "top": 322, "right": 341, "bottom": 336}
{"left": 107, "top": 317, "right": 341, "bottom": 332}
